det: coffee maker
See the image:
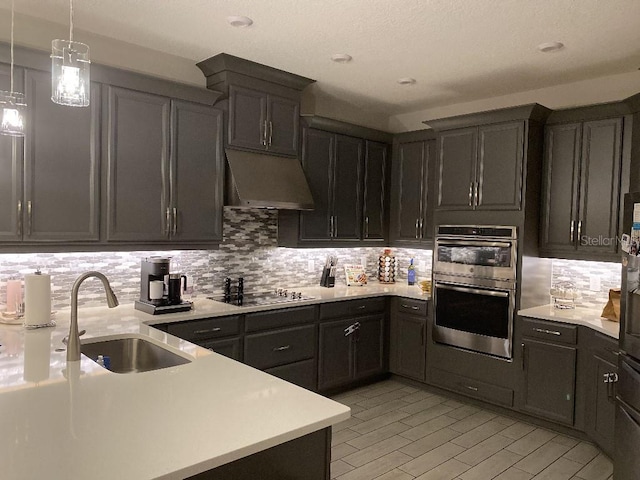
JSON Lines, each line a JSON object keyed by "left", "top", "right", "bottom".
{"left": 134, "top": 257, "right": 192, "bottom": 315}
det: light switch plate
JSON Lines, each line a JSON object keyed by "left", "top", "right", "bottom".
{"left": 307, "top": 260, "right": 315, "bottom": 273}
{"left": 590, "top": 275, "right": 601, "bottom": 292}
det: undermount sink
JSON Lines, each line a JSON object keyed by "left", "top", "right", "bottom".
{"left": 81, "top": 334, "right": 192, "bottom": 374}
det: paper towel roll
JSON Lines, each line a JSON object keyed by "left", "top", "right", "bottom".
{"left": 6, "top": 279, "right": 22, "bottom": 313}
{"left": 24, "top": 273, "right": 51, "bottom": 326}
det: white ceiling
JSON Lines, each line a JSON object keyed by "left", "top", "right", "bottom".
{"left": 1, "top": 0, "right": 639, "bottom": 118}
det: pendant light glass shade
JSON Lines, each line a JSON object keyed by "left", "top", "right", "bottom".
{"left": 50, "top": 39, "right": 90, "bottom": 107}
{"left": 0, "top": 91, "right": 26, "bottom": 136}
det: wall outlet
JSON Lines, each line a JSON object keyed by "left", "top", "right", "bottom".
{"left": 360, "top": 256, "right": 368, "bottom": 269}
{"left": 307, "top": 260, "right": 315, "bottom": 273}
{"left": 590, "top": 275, "right": 601, "bottom": 292}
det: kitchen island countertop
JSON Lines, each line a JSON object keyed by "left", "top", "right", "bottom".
{"left": 518, "top": 304, "right": 620, "bottom": 339}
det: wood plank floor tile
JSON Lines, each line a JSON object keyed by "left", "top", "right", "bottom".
{"left": 457, "top": 449, "right": 523, "bottom": 480}
{"left": 513, "top": 441, "right": 572, "bottom": 475}
{"left": 562, "top": 442, "right": 600, "bottom": 465}
{"left": 347, "top": 421, "right": 412, "bottom": 450}
{"left": 454, "top": 431, "right": 515, "bottom": 466}
{"left": 413, "top": 458, "right": 471, "bottom": 480}
{"left": 398, "top": 442, "right": 467, "bottom": 477}
{"left": 506, "top": 429, "right": 558, "bottom": 456}
{"left": 573, "top": 454, "right": 613, "bottom": 480}
{"left": 336, "top": 451, "right": 414, "bottom": 480}
{"left": 400, "top": 427, "right": 462, "bottom": 458}
{"left": 531, "top": 457, "right": 583, "bottom": 480}
{"left": 342, "top": 435, "right": 412, "bottom": 468}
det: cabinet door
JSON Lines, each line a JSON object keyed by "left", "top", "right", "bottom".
{"left": 587, "top": 355, "right": 617, "bottom": 455}
{"left": 200, "top": 337, "right": 242, "bottom": 362}
{"left": 390, "top": 313, "right": 426, "bottom": 381}
{"left": 540, "top": 123, "right": 582, "bottom": 253}
{"left": 354, "top": 314, "right": 385, "bottom": 380}
{"left": 299, "top": 128, "right": 333, "bottom": 241}
{"left": 476, "top": 121, "right": 523, "bottom": 210}
{"left": 228, "top": 85, "right": 267, "bottom": 152}
{"left": 333, "top": 134, "right": 363, "bottom": 240}
{"left": 578, "top": 118, "right": 623, "bottom": 255}
{"left": 437, "top": 128, "right": 477, "bottom": 210}
{"left": 420, "top": 139, "right": 436, "bottom": 243}
{"left": 362, "top": 141, "right": 387, "bottom": 241}
{"left": 104, "top": 86, "right": 170, "bottom": 241}
{"left": 170, "top": 100, "right": 224, "bottom": 242}
{"left": 522, "top": 338, "right": 576, "bottom": 425}
{"left": 24, "top": 69, "right": 100, "bottom": 242}
{"left": 391, "top": 141, "right": 424, "bottom": 242}
{"left": 0, "top": 63, "right": 23, "bottom": 242}
{"left": 266, "top": 95, "right": 299, "bottom": 156}
{"left": 318, "top": 318, "right": 354, "bottom": 390}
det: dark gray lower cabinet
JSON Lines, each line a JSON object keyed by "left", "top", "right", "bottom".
{"left": 199, "top": 337, "right": 242, "bottom": 361}
{"left": 318, "top": 314, "right": 385, "bottom": 391}
{"left": 165, "top": 315, "right": 242, "bottom": 362}
{"left": 521, "top": 338, "right": 577, "bottom": 425}
{"left": 265, "top": 359, "right": 317, "bottom": 391}
{"left": 390, "top": 299, "right": 427, "bottom": 381}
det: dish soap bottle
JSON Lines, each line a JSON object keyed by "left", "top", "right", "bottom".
{"left": 407, "top": 258, "right": 416, "bottom": 285}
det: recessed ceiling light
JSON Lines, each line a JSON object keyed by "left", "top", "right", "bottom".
{"left": 331, "top": 54, "right": 352, "bottom": 63}
{"left": 227, "top": 15, "right": 253, "bottom": 27}
{"left": 397, "top": 77, "right": 416, "bottom": 85}
{"left": 537, "top": 42, "right": 564, "bottom": 53}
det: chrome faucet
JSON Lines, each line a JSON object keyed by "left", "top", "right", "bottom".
{"left": 67, "top": 271, "right": 119, "bottom": 362}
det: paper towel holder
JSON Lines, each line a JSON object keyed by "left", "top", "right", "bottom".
{"left": 24, "top": 268, "right": 57, "bottom": 330}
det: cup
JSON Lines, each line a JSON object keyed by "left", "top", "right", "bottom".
{"left": 149, "top": 280, "right": 164, "bottom": 301}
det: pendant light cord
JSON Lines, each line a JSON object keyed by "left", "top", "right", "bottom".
{"left": 69, "top": 0, "right": 74, "bottom": 43}
{"left": 9, "top": 0, "right": 14, "bottom": 93}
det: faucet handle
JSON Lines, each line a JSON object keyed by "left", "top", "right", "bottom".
{"left": 62, "top": 329, "right": 86, "bottom": 346}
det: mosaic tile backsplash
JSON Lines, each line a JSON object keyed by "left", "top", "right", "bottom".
{"left": 0, "top": 208, "right": 432, "bottom": 311}
{"left": 0, "top": 208, "right": 622, "bottom": 311}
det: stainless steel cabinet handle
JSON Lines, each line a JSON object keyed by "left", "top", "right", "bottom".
{"left": 419, "top": 218, "right": 424, "bottom": 239}
{"left": 194, "top": 327, "right": 221, "bottom": 335}
{"left": 273, "top": 345, "right": 291, "bottom": 352}
{"left": 329, "top": 215, "right": 334, "bottom": 238}
{"left": 344, "top": 323, "right": 357, "bottom": 336}
{"left": 357, "top": 305, "right": 367, "bottom": 310}
{"left": 17, "top": 200, "right": 22, "bottom": 237}
{"left": 533, "top": 327, "right": 561, "bottom": 336}
{"left": 570, "top": 220, "right": 575, "bottom": 243}
{"left": 415, "top": 218, "right": 420, "bottom": 239}
{"left": 465, "top": 385, "right": 479, "bottom": 392}
{"left": 333, "top": 215, "right": 337, "bottom": 237}
{"left": 268, "top": 121, "right": 273, "bottom": 147}
{"left": 172, "top": 207, "right": 177, "bottom": 235}
{"left": 474, "top": 182, "right": 479, "bottom": 207}
{"left": 577, "top": 220, "right": 582, "bottom": 245}
{"left": 522, "top": 343, "right": 526, "bottom": 370}
{"left": 364, "top": 216, "right": 369, "bottom": 238}
{"left": 262, "top": 120, "right": 268, "bottom": 146}
{"left": 165, "top": 208, "right": 171, "bottom": 237}
{"left": 27, "top": 200, "right": 32, "bottom": 236}
{"left": 401, "top": 304, "right": 420, "bottom": 310}
{"left": 468, "top": 183, "right": 473, "bottom": 206}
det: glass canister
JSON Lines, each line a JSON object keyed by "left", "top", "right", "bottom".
{"left": 378, "top": 249, "right": 398, "bottom": 283}
{"left": 550, "top": 281, "right": 579, "bottom": 309}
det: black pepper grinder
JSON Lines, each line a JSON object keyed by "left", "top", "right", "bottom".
{"left": 237, "top": 277, "right": 244, "bottom": 306}
{"left": 223, "top": 277, "right": 232, "bottom": 303}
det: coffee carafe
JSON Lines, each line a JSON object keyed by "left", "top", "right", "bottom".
{"left": 168, "top": 274, "right": 187, "bottom": 305}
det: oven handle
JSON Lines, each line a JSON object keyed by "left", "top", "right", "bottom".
{"left": 434, "top": 282, "right": 511, "bottom": 298}
{"left": 436, "top": 239, "right": 514, "bottom": 249}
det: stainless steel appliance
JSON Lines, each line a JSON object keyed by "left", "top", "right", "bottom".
{"left": 134, "top": 257, "right": 192, "bottom": 315}
{"left": 616, "top": 192, "right": 640, "bottom": 478}
{"left": 433, "top": 225, "right": 518, "bottom": 359}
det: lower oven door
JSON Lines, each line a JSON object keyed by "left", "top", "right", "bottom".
{"left": 433, "top": 281, "right": 514, "bottom": 359}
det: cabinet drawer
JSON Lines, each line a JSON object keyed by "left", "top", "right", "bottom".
{"left": 319, "top": 298, "right": 386, "bottom": 320}
{"left": 244, "top": 325, "right": 316, "bottom": 370}
{"left": 265, "top": 359, "right": 317, "bottom": 391}
{"left": 199, "top": 337, "right": 242, "bottom": 362}
{"left": 395, "top": 298, "right": 428, "bottom": 316}
{"left": 522, "top": 318, "right": 577, "bottom": 345}
{"left": 245, "top": 306, "right": 316, "bottom": 333}
{"left": 431, "top": 368, "right": 514, "bottom": 407}
{"left": 591, "top": 330, "right": 619, "bottom": 364}
{"left": 167, "top": 316, "right": 241, "bottom": 341}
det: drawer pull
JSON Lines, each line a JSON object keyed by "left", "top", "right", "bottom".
{"left": 194, "top": 327, "right": 222, "bottom": 335}
{"left": 273, "top": 345, "right": 291, "bottom": 352}
{"left": 533, "top": 327, "right": 561, "bottom": 336}
{"left": 607, "top": 348, "right": 620, "bottom": 356}
{"left": 465, "top": 385, "right": 479, "bottom": 392}
{"left": 401, "top": 304, "right": 420, "bottom": 310}
{"left": 357, "top": 305, "right": 367, "bottom": 310}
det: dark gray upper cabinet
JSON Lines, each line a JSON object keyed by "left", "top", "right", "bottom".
{"left": 170, "top": 100, "right": 224, "bottom": 243}
{"left": 105, "top": 86, "right": 223, "bottom": 244}
{"left": 104, "top": 86, "right": 171, "bottom": 242}
{"left": 540, "top": 116, "right": 624, "bottom": 259}
{"left": 298, "top": 128, "right": 363, "bottom": 243}
{"left": 390, "top": 134, "right": 436, "bottom": 246}
{"left": 437, "top": 122, "right": 524, "bottom": 211}
{"left": 228, "top": 85, "right": 299, "bottom": 157}
{"left": 0, "top": 63, "right": 23, "bottom": 242}
{"left": 362, "top": 141, "right": 387, "bottom": 241}
{"left": 24, "top": 69, "right": 101, "bottom": 242}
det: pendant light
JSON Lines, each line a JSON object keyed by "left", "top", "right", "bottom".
{"left": 51, "top": 0, "right": 90, "bottom": 107}
{"left": 0, "top": 0, "right": 27, "bottom": 136}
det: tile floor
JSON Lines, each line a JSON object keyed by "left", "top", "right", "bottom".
{"left": 329, "top": 379, "right": 613, "bottom": 480}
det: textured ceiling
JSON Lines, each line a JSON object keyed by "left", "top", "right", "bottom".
{"left": 1, "top": 0, "right": 639, "bottom": 117}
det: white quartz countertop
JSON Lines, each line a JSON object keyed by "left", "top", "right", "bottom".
{"left": 0, "top": 282, "right": 425, "bottom": 480}
{"left": 518, "top": 304, "right": 620, "bottom": 339}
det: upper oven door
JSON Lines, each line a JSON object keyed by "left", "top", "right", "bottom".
{"left": 434, "top": 238, "right": 517, "bottom": 280}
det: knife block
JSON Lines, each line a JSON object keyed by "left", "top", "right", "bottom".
{"left": 319, "top": 267, "right": 335, "bottom": 288}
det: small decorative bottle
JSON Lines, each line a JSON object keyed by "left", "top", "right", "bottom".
{"left": 407, "top": 258, "right": 416, "bottom": 285}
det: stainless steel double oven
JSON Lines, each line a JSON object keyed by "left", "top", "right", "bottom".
{"left": 433, "top": 225, "right": 518, "bottom": 360}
